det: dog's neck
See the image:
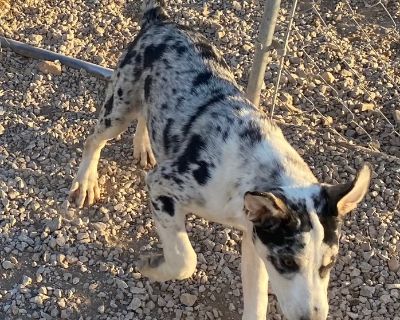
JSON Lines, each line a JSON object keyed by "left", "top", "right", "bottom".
{"left": 230, "top": 118, "right": 318, "bottom": 199}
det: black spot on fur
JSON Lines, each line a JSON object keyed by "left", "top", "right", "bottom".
{"left": 240, "top": 121, "right": 263, "bottom": 144}
{"left": 119, "top": 28, "right": 146, "bottom": 68}
{"left": 157, "top": 196, "right": 175, "bottom": 216}
{"left": 176, "top": 134, "right": 205, "bottom": 174}
{"left": 192, "top": 71, "right": 212, "bottom": 87}
{"left": 176, "top": 96, "right": 185, "bottom": 108}
{"left": 195, "top": 42, "right": 218, "bottom": 60}
{"left": 104, "top": 94, "right": 114, "bottom": 117}
{"left": 195, "top": 41, "right": 229, "bottom": 69}
{"left": 144, "top": 75, "right": 152, "bottom": 101}
{"left": 192, "top": 161, "right": 210, "bottom": 185}
{"left": 163, "top": 118, "right": 173, "bottom": 154}
{"left": 315, "top": 190, "right": 340, "bottom": 246}
{"left": 161, "top": 103, "right": 168, "bottom": 110}
{"left": 222, "top": 130, "right": 230, "bottom": 141}
{"left": 164, "top": 35, "right": 175, "bottom": 43}
{"left": 142, "top": 6, "right": 169, "bottom": 26}
{"left": 270, "top": 162, "right": 284, "bottom": 182}
{"left": 172, "top": 42, "right": 188, "bottom": 56}
{"left": 182, "top": 93, "right": 225, "bottom": 135}
{"left": 117, "top": 88, "right": 123, "bottom": 97}
{"left": 150, "top": 117, "right": 157, "bottom": 141}
{"left": 151, "top": 201, "right": 160, "bottom": 211}
{"left": 133, "top": 68, "right": 143, "bottom": 81}
{"left": 171, "top": 135, "right": 180, "bottom": 154}
{"left": 135, "top": 54, "right": 142, "bottom": 64}
{"left": 162, "top": 58, "right": 171, "bottom": 69}
{"left": 120, "top": 49, "right": 137, "bottom": 68}
{"left": 172, "top": 175, "right": 183, "bottom": 185}
{"left": 254, "top": 214, "right": 307, "bottom": 252}
{"left": 143, "top": 43, "right": 167, "bottom": 69}
{"left": 104, "top": 118, "right": 111, "bottom": 128}
{"left": 252, "top": 193, "right": 312, "bottom": 270}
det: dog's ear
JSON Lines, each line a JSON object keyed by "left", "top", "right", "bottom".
{"left": 244, "top": 191, "right": 288, "bottom": 224}
{"left": 325, "top": 164, "right": 372, "bottom": 218}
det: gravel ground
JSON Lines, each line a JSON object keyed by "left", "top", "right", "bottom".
{"left": 1, "top": 0, "right": 399, "bottom": 319}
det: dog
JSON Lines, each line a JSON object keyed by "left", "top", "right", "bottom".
{"left": 69, "top": 1, "right": 372, "bottom": 319}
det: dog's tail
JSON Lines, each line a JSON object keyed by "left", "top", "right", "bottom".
{"left": 142, "top": 0, "right": 170, "bottom": 27}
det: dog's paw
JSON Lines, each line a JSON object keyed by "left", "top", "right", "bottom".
{"left": 133, "top": 136, "right": 157, "bottom": 169}
{"left": 69, "top": 173, "right": 100, "bottom": 208}
{"left": 137, "top": 255, "right": 171, "bottom": 282}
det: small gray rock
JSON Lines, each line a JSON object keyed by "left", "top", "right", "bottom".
{"left": 180, "top": 293, "right": 197, "bottom": 307}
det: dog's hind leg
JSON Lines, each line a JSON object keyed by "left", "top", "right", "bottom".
{"left": 69, "top": 75, "right": 139, "bottom": 208}
{"left": 241, "top": 231, "right": 269, "bottom": 320}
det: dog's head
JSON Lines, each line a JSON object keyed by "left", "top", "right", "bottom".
{"left": 244, "top": 164, "right": 372, "bottom": 320}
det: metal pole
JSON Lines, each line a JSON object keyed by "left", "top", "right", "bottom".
{"left": 0, "top": 36, "right": 113, "bottom": 80}
{"left": 246, "top": 0, "right": 281, "bottom": 107}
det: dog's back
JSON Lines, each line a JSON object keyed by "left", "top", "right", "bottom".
{"left": 115, "top": 0, "right": 316, "bottom": 193}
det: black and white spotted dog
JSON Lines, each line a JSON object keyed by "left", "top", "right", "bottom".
{"left": 69, "top": 1, "right": 372, "bottom": 319}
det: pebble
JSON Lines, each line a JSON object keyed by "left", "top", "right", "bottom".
{"left": 388, "top": 257, "right": 400, "bottom": 272}
{"left": 360, "top": 286, "right": 375, "bottom": 298}
{"left": 29, "top": 34, "right": 43, "bottom": 43}
{"left": 46, "top": 217, "right": 62, "bottom": 232}
{"left": 321, "top": 71, "right": 335, "bottom": 84}
{"left": 361, "top": 103, "right": 375, "bottom": 112}
{"left": 128, "top": 297, "right": 142, "bottom": 311}
{"left": 37, "top": 60, "right": 62, "bottom": 75}
{"left": 2, "top": 260, "right": 14, "bottom": 270}
{"left": 98, "top": 305, "right": 105, "bottom": 314}
{"left": 180, "top": 293, "right": 197, "bottom": 307}
{"left": 242, "top": 44, "right": 252, "bottom": 52}
{"left": 115, "top": 279, "right": 128, "bottom": 290}
{"left": 56, "top": 235, "right": 67, "bottom": 247}
{"left": 393, "top": 110, "right": 400, "bottom": 125}
{"left": 22, "top": 275, "right": 32, "bottom": 286}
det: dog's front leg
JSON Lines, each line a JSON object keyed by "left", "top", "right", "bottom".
{"left": 241, "top": 231, "right": 269, "bottom": 320}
